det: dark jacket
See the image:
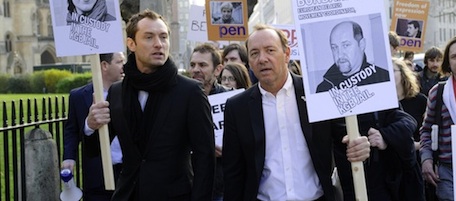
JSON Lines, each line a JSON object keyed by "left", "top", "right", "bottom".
{"left": 223, "top": 74, "right": 336, "bottom": 201}
{"left": 333, "top": 109, "right": 424, "bottom": 201}
{"left": 63, "top": 83, "right": 113, "bottom": 200}
{"left": 418, "top": 66, "right": 448, "bottom": 96}
{"left": 108, "top": 73, "right": 215, "bottom": 200}
{"left": 316, "top": 55, "right": 390, "bottom": 93}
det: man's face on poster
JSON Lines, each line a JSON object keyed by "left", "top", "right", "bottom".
{"left": 330, "top": 23, "right": 365, "bottom": 76}
{"left": 221, "top": 8, "right": 233, "bottom": 21}
{"left": 407, "top": 24, "right": 418, "bottom": 37}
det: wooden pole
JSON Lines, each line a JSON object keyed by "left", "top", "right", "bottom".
{"left": 90, "top": 54, "right": 115, "bottom": 190}
{"left": 345, "top": 115, "right": 368, "bottom": 201}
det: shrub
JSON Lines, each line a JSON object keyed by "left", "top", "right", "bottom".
{"left": 30, "top": 71, "right": 46, "bottom": 93}
{"left": 7, "top": 74, "right": 31, "bottom": 93}
{"left": 0, "top": 74, "right": 11, "bottom": 93}
{"left": 43, "top": 69, "right": 72, "bottom": 93}
{"left": 56, "top": 73, "right": 92, "bottom": 93}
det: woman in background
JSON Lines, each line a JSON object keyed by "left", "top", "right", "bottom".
{"left": 220, "top": 63, "right": 251, "bottom": 90}
{"left": 393, "top": 58, "right": 427, "bottom": 155}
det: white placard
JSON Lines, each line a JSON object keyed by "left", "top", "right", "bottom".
{"left": 49, "top": 0, "right": 124, "bottom": 56}
{"left": 187, "top": 5, "right": 209, "bottom": 42}
{"left": 272, "top": 24, "right": 300, "bottom": 60}
{"left": 291, "top": 0, "right": 398, "bottom": 122}
{"left": 208, "top": 89, "right": 245, "bottom": 147}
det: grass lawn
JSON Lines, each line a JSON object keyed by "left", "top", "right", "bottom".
{"left": 0, "top": 93, "right": 68, "bottom": 200}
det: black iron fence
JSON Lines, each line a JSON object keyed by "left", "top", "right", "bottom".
{"left": 0, "top": 96, "right": 82, "bottom": 201}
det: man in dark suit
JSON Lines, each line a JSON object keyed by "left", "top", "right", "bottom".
{"left": 222, "top": 24, "right": 371, "bottom": 201}
{"left": 87, "top": 9, "right": 215, "bottom": 200}
{"left": 62, "top": 52, "right": 125, "bottom": 201}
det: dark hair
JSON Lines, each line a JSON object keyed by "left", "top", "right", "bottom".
{"left": 222, "top": 44, "right": 249, "bottom": 67}
{"left": 388, "top": 31, "right": 400, "bottom": 49}
{"left": 424, "top": 46, "right": 443, "bottom": 66}
{"left": 404, "top": 51, "right": 415, "bottom": 60}
{"left": 99, "top": 53, "right": 114, "bottom": 63}
{"left": 408, "top": 21, "right": 420, "bottom": 30}
{"left": 67, "top": 0, "right": 76, "bottom": 12}
{"left": 126, "top": 9, "right": 170, "bottom": 41}
{"left": 245, "top": 24, "right": 289, "bottom": 53}
{"left": 442, "top": 37, "right": 456, "bottom": 74}
{"left": 192, "top": 43, "right": 222, "bottom": 67}
{"left": 221, "top": 63, "right": 251, "bottom": 89}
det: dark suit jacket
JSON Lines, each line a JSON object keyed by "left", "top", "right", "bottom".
{"left": 63, "top": 83, "right": 107, "bottom": 191}
{"left": 223, "top": 74, "right": 336, "bottom": 201}
{"left": 108, "top": 75, "right": 215, "bottom": 201}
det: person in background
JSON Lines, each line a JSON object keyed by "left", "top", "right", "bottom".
{"left": 418, "top": 47, "right": 447, "bottom": 96}
{"left": 288, "top": 60, "right": 302, "bottom": 75}
{"left": 393, "top": 58, "right": 427, "bottom": 158}
{"left": 190, "top": 43, "right": 227, "bottom": 95}
{"left": 220, "top": 62, "right": 251, "bottom": 90}
{"left": 222, "top": 43, "right": 258, "bottom": 84}
{"left": 403, "top": 51, "right": 423, "bottom": 72}
{"left": 420, "top": 37, "right": 456, "bottom": 201}
{"left": 223, "top": 24, "right": 371, "bottom": 201}
{"left": 87, "top": 9, "right": 215, "bottom": 200}
{"left": 62, "top": 52, "right": 125, "bottom": 201}
{"left": 66, "top": 0, "right": 115, "bottom": 24}
{"left": 388, "top": 31, "right": 401, "bottom": 57}
{"left": 189, "top": 43, "right": 227, "bottom": 201}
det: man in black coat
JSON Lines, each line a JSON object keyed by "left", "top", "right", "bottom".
{"left": 87, "top": 10, "right": 215, "bottom": 200}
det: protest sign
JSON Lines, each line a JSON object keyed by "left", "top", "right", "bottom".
{"left": 49, "top": 0, "right": 124, "bottom": 57}
{"left": 390, "top": 0, "right": 430, "bottom": 52}
{"left": 292, "top": 0, "right": 397, "bottom": 123}
{"left": 272, "top": 24, "right": 301, "bottom": 60}
{"left": 188, "top": 5, "right": 209, "bottom": 42}
{"left": 49, "top": 0, "right": 124, "bottom": 189}
{"left": 205, "top": 0, "right": 248, "bottom": 41}
{"left": 208, "top": 89, "right": 244, "bottom": 147}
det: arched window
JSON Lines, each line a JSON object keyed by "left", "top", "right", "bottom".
{"left": 5, "top": 34, "right": 12, "bottom": 53}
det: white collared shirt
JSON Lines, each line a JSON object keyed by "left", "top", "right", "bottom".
{"left": 257, "top": 73, "right": 323, "bottom": 201}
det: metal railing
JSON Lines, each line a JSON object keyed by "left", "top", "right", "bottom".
{"left": 0, "top": 96, "right": 81, "bottom": 201}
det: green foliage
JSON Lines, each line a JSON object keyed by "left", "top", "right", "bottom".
{"left": 43, "top": 69, "right": 72, "bottom": 93}
{"left": 0, "top": 74, "right": 11, "bottom": 93}
{"left": 56, "top": 72, "right": 92, "bottom": 93}
{"left": 30, "top": 71, "right": 46, "bottom": 93}
{"left": 6, "top": 74, "right": 31, "bottom": 93}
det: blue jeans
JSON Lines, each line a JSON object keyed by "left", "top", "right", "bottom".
{"left": 213, "top": 195, "right": 223, "bottom": 201}
{"left": 436, "top": 164, "right": 454, "bottom": 201}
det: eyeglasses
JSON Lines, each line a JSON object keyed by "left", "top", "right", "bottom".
{"left": 221, "top": 76, "right": 236, "bottom": 82}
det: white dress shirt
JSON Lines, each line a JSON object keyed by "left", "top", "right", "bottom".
{"left": 257, "top": 73, "right": 323, "bottom": 201}
{"left": 83, "top": 89, "right": 128, "bottom": 165}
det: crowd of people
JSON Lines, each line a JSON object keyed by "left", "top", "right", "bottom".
{"left": 62, "top": 8, "right": 456, "bottom": 201}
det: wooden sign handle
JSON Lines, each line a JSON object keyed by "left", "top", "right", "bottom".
{"left": 345, "top": 115, "right": 368, "bottom": 201}
{"left": 90, "top": 54, "right": 115, "bottom": 190}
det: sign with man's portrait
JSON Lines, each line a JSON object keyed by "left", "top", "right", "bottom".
{"left": 292, "top": 0, "right": 397, "bottom": 122}
{"left": 390, "top": 0, "right": 430, "bottom": 52}
{"left": 50, "top": 0, "right": 124, "bottom": 56}
{"left": 205, "top": 0, "right": 248, "bottom": 41}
